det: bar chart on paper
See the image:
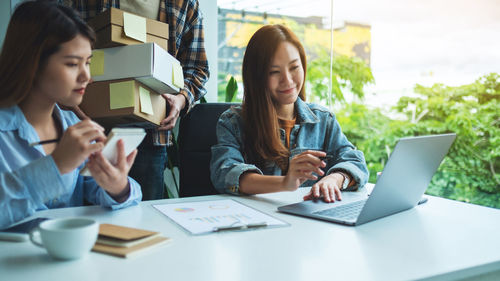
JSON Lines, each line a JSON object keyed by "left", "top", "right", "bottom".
{"left": 153, "top": 199, "right": 288, "bottom": 235}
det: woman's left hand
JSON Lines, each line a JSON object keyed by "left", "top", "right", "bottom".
{"left": 87, "top": 139, "right": 138, "bottom": 202}
{"left": 303, "top": 173, "right": 344, "bottom": 203}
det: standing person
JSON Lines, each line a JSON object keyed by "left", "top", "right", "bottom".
{"left": 62, "top": 0, "right": 210, "bottom": 200}
{"left": 210, "top": 25, "right": 369, "bottom": 202}
{"left": 0, "top": 1, "right": 142, "bottom": 229}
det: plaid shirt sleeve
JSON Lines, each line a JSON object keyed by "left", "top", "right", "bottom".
{"left": 161, "top": 0, "right": 210, "bottom": 114}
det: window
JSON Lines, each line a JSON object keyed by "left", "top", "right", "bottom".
{"left": 215, "top": 0, "right": 499, "bottom": 208}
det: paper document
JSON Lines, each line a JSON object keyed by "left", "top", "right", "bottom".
{"left": 153, "top": 199, "right": 288, "bottom": 235}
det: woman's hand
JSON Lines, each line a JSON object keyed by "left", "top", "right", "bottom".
{"left": 282, "top": 150, "right": 326, "bottom": 191}
{"left": 86, "top": 139, "right": 137, "bottom": 202}
{"left": 303, "top": 173, "right": 344, "bottom": 203}
{"left": 51, "top": 119, "right": 106, "bottom": 174}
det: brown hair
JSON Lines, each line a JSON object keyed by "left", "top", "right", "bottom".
{"left": 241, "top": 24, "right": 307, "bottom": 168}
{"left": 0, "top": 0, "right": 95, "bottom": 107}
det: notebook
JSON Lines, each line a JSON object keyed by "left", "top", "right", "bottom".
{"left": 92, "top": 224, "right": 170, "bottom": 258}
{"left": 278, "top": 133, "right": 456, "bottom": 226}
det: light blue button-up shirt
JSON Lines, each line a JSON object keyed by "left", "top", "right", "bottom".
{"left": 210, "top": 98, "right": 369, "bottom": 194}
{"left": 0, "top": 105, "right": 142, "bottom": 228}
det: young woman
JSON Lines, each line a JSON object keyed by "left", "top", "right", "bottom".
{"left": 210, "top": 24, "right": 369, "bottom": 202}
{"left": 0, "top": 1, "right": 142, "bottom": 228}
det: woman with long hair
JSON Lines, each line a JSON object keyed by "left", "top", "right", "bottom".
{"left": 211, "top": 24, "right": 368, "bottom": 202}
{"left": 0, "top": 0, "right": 141, "bottom": 228}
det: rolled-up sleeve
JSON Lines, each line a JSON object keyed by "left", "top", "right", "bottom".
{"left": 210, "top": 111, "right": 262, "bottom": 195}
{"left": 325, "top": 115, "right": 369, "bottom": 190}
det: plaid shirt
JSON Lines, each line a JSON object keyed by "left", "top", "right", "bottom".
{"left": 62, "top": 0, "right": 209, "bottom": 113}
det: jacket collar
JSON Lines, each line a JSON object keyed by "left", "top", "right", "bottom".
{"left": 295, "top": 98, "right": 319, "bottom": 124}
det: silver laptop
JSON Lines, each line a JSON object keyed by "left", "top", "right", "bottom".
{"left": 278, "top": 133, "right": 456, "bottom": 226}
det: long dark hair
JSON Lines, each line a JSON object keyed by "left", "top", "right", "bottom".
{"left": 0, "top": 0, "right": 95, "bottom": 107}
{"left": 241, "top": 24, "right": 307, "bottom": 168}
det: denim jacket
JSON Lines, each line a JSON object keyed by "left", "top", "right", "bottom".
{"left": 210, "top": 98, "right": 369, "bottom": 195}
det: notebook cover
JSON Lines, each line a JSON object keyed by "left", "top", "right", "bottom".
{"left": 96, "top": 232, "right": 161, "bottom": 248}
{"left": 92, "top": 236, "right": 170, "bottom": 258}
{"left": 98, "top": 223, "right": 158, "bottom": 241}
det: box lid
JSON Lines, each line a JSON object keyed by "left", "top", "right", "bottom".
{"left": 88, "top": 7, "right": 168, "bottom": 39}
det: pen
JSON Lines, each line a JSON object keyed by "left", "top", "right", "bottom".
{"left": 29, "top": 138, "right": 60, "bottom": 147}
{"left": 212, "top": 222, "right": 268, "bottom": 232}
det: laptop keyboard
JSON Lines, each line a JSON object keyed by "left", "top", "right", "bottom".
{"left": 313, "top": 199, "right": 367, "bottom": 221}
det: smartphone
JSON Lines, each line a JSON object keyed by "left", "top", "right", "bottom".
{"left": 0, "top": 217, "right": 49, "bottom": 242}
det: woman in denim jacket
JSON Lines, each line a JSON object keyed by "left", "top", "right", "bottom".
{"left": 210, "top": 25, "right": 368, "bottom": 203}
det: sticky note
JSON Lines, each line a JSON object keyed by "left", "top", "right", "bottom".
{"left": 109, "top": 81, "right": 135, "bottom": 109}
{"left": 172, "top": 63, "right": 184, "bottom": 88}
{"left": 123, "top": 12, "right": 147, "bottom": 43}
{"left": 139, "top": 86, "right": 154, "bottom": 115}
{"left": 90, "top": 50, "right": 104, "bottom": 76}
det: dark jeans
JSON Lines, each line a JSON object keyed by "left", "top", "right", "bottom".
{"left": 128, "top": 140, "right": 167, "bottom": 200}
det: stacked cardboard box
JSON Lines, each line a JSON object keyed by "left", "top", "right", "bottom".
{"left": 81, "top": 9, "right": 183, "bottom": 127}
{"left": 88, "top": 7, "right": 169, "bottom": 50}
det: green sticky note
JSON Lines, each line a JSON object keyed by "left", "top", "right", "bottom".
{"left": 139, "top": 86, "right": 154, "bottom": 115}
{"left": 90, "top": 50, "right": 104, "bottom": 76}
{"left": 109, "top": 81, "right": 135, "bottom": 109}
{"left": 172, "top": 63, "right": 184, "bottom": 88}
{"left": 123, "top": 12, "right": 147, "bottom": 43}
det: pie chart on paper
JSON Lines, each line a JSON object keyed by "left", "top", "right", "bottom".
{"left": 174, "top": 207, "right": 194, "bottom": 213}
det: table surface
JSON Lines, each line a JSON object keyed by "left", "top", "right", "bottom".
{"left": 1, "top": 186, "right": 500, "bottom": 281}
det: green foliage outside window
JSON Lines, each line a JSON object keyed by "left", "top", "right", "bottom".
{"left": 306, "top": 50, "right": 374, "bottom": 103}
{"left": 304, "top": 44, "right": 499, "bottom": 208}
{"left": 336, "top": 73, "right": 500, "bottom": 208}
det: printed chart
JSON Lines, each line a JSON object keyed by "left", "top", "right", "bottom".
{"left": 153, "top": 199, "right": 288, "bottom": 235}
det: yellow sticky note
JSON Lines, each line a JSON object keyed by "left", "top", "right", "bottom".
{"left": 139, "top": 86, "right": 154, "bottom": 115}
{"left": 172, "top": 63, "right": 184, "bottom": 88}
{"left": 123, "top": 12, "right": 146, "bottom": 43}
{"left": 90, "top": 50, "right": 104, "bottom": 76}
{"left": 109, "top": 81, "right": 135, "bottom": 110}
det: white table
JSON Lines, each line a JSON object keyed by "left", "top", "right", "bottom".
{"left": 1, "top": 187, "right": 500, "bottom": 281}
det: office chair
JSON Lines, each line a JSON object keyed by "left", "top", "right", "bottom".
{"left": 178, "top": 103, "right": 236, "bottom": 197}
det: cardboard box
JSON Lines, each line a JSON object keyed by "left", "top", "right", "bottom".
{"left": 80, "top": 79, "right": 167, "bottom": 128}
{"left": 88, "top": 7, "right": 169, "bottom": 50}
{"left": 90, "top": 43, "right": 184, "bottom": 94}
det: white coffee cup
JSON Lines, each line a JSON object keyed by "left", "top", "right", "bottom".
{"left": 29, "top": 217, "right": 99, "bottom": 260}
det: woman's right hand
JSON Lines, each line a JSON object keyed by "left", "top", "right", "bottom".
{"left": 51, "top": 119, "right": 107, "bottom": 174}
{"left": 282, "top": 150, "right": 326, "bottom": 191}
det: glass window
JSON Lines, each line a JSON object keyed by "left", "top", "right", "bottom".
{"left": 216, "top": 0, "right": 500, "bottom": 209}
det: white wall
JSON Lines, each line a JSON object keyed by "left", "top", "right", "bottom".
{"left": 198, "top": 0, "right": 218, "bottom": 102}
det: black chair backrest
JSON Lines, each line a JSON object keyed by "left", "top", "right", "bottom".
{"left": 178, "top": 103, "right": 235, "bottom": 197}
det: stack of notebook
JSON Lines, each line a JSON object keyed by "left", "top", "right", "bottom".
{"left": 92, "top": 224, "right": 170, "bottom": 258}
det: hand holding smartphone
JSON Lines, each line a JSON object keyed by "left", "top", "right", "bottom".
{"left": 0, "top": 218, "right": 48, "bottom": 242}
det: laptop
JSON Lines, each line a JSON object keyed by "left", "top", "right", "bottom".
{"left": 278, "top": 133, "right": 456, "bottom": 226}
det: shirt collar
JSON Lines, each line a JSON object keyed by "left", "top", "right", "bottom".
{"left": 0, "top": 104, "right": 68, "bottom": 144}
{"left": 295, "top": 98, "right": 319, "bottom": 124}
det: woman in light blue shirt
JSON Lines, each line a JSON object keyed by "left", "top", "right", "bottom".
{"left": 0, "top": 1, "right": 142, "bottom": 228}
{"left": 210, "top": 25, "right": 369, "bottom": 202}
